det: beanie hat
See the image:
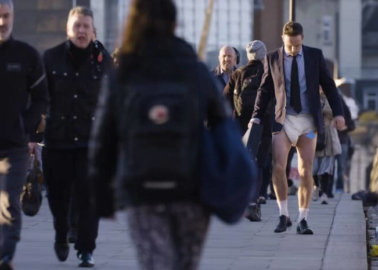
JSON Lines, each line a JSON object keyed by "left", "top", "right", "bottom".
{"left": 246, "top": 40, "right": 267, "bottom": 61}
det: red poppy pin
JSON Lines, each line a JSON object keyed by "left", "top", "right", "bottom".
{"left": 97, "top": 52, "right": 103, "bottom": 63}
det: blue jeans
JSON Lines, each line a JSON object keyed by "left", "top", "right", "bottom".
{"left": 335, "top": 144, "right": 349, "bottom": 191}
{"left": 0, "top": 149, "right": 29, "bottom": 261}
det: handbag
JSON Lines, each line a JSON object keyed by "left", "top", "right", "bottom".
{"left": 200, "top": 118, "right": 258, "bottom": 224}
{"left": 21, "top": 158, "right": 43, "bottom": 217}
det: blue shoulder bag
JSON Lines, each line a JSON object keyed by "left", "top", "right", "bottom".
{"left": 200, "top": 110, "right": 258, "bottom": 224}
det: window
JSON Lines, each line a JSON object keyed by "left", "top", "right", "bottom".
{"left": 363, "top": 88, "right": 378, "bottom": 111}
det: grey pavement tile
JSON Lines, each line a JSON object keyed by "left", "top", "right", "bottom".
{"left": 269, "top": 257, "right": 322, "bottom": 270}
{"left": 228, "top": 258, "right": 272, "bottom": 270}
{"left": 199, "top": 257, "right": 233, "bottom": 270}
{"left": 12, "top": 193, "right": 367, "bottom": 270}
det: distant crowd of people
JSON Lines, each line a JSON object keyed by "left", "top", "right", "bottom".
{"left": 0, "top": 0, "right": 355, "bottom": 269}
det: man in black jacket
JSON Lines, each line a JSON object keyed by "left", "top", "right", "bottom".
{"left": 0, "top": 0, "right": 48, "bottom": 269}
{"left": 42, "top": 6, "right": 111, "bottom": 267}
{"left": 224, "top": 40, "right": 269, "bottom": 222}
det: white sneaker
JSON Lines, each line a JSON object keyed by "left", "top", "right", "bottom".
{"left": 320, "top": 194, "right": 328, "bottom": 205}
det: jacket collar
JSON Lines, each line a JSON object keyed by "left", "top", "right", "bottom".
{"left": 302, "top": 45, "right": 311, "bottom": 92}
{"left": 214, "top": 65, "right": 236, "bottom": 76}
{"left": 0, "top": 36, "right": 13, "bottom": 49}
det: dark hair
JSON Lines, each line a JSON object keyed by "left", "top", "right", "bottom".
{"left": 120, "top": 0, "right": 176, "bottom": 54}
{"left": 282, "top": 21, "right": 303, "bottom": 36}
{"left": 233, "top": 47, "right": 240, "bottom": 65}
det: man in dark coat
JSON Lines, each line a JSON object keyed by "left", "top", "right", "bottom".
{"left": 224, "top": 40, "right": 269, "bottom": 222}
{"left": 251, "top": 21, "right": 345, "bottom": 234}
{"left": 0, "top": 0, "right": 48, "bottom": 269}
{"left": 42, "top": 6, "right": 111, "bottom": 267}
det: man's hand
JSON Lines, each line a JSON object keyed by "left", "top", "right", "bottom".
{"left": 0, "top": 158, "right": 10, "bottom": 174}
{"left": 36, "top": 114, "right": 46, "bottom": 134}
{"left": 28, "top": 142, "right": 39, "bottom": 155}
{"left": 0, "top": 191, "right": 11, "bottom": 225}
{"left": 0, "top": 159, "right": 11, "bottom": 225}
{"left": 248, "top": 118, "right": 261, "bottom": 129}
{"left": 333, "top": 115, "right": 346, "bottom": 131}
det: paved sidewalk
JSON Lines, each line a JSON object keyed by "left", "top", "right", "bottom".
{"left": 13, "top": 193, "right": 366, "bottom": 270}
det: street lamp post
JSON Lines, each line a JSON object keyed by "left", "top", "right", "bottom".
{"left": 289, "top": 0, "right": 296, "bottom": 21}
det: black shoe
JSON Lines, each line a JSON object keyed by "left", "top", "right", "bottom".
{"left": 54, "top": 242, "right": 69, "bottom": 261}
{"left": 245, "top": 204, "right": 261, "bottom": 222}
{"left": 257, "top": 196, "right": 267, "bottom": 204}
{"left": 296, "top": 219, "right": 314, "bottom": 235}
{"left": 77, "top": 251, "right": 95, "bottom": 268}
{"left": 68, "top": 229, "right": 78, "bottom": 243}
{"left": 274, "top": 215, "right": 292, "bottom": 233}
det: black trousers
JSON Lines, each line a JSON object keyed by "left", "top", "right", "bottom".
{"left": 42, "top": 147, "right": 98, "bottom": 252}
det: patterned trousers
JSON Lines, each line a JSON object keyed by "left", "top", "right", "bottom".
{"left": 127, "top": 201, "right": 210, "bottom": 270}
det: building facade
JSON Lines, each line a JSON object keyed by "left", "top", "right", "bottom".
{"left": 284, "top": 0, "right": 378, "bottom": 112}
{"left": 93, "top": 0, "right": 254, "bottom": 68}
{"left": 11, "top": 0, "right": 377, "bottom": 112}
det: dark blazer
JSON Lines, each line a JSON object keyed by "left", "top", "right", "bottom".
{"left": 212, "top": 65, "right": 227, "bottom": 88}
{"left": 212, "top": 65, "right": 237, "bottom": 90}
{"left": 252, "top": 45, "right": 343, "bottom": 134}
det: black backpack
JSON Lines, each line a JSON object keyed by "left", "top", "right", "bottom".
{"left": 233, "top": 64, "right": 263, "bottom": 118}
{"left": 118, "top": 80, "right": 201, "bottom": 198}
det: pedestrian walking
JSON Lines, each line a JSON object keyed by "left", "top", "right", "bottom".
{"left": 0, "top": 1, "right": 48, "bottom": 269}
{"left": 313, "top": 89, "right": 343, "bottom": 205}
{"left": 89, "top": 0, "right": 230, "bottom": 269}
{"left": 212, "top": 46, "right": 237, "bottom": 88}
{"left": 251, "top": 21, "right": 345, "bottom": 234}
{"left": 334, "top": 94, "right": 355, "bottom": 193}
{"left": 42, "top": 6, "right": 112, "bottom": 267}
{"left": 224, "top": 40, "right": 269, "bottom": 221}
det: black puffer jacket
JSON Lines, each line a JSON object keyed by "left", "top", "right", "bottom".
{"left": 0, "top": 38, "right": 48, "bottom": 153}
{"left": 89, "top": 36, "right": 230, "bottom": 217}
{"left": 43, "top": 41, "right": 112, "bottom": 149}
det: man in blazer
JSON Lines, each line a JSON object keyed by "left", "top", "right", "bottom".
{"left": 251, "top": 21, "right": 345, "bottom": 234}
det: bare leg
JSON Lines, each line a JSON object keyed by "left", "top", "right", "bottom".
{"left": 272, "top": 131, "right": 292, "bottom": 202}
{"left": 296, "top": 133, "right": 317, "bottom": 210}
{"left": 272, "top": 131, "right": 293, "bottom": 232}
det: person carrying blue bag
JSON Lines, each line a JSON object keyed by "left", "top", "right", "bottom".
{"left": 88, "top": 0, "right": 257, "bottom": 269}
